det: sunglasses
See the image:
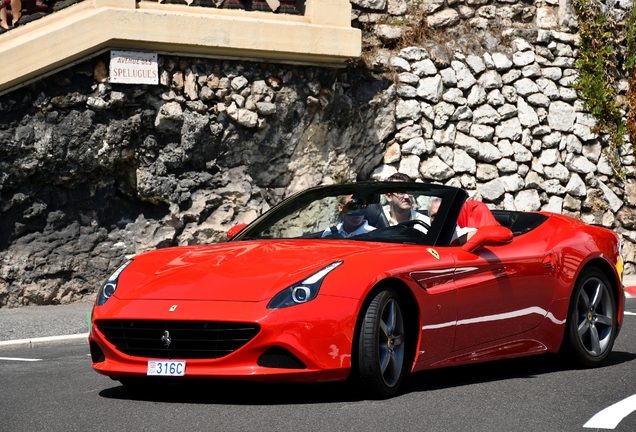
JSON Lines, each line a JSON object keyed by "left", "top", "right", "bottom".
{"left": 392, "top": 192, "right": 411, "bottom": 199}
{"left": 345, "top": 209, "right": 367, "bottom": 217}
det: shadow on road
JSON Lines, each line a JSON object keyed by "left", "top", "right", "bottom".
{"left": 405, "top": 351, "right": 636, "bottom": 394}
{"left": 98, "top": 351, "right": 636, "bottom": 405}
{"left": 100, "top": 379, "right": 360, "bottom": 405}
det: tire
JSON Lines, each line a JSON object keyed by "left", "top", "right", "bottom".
{"left": 564, "top": 268, "right": 617, "bottom": 367}
{"left": 355, "top": 288, "right": 407, "bottom": 399}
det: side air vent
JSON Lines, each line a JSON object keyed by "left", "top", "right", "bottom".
{"left": 90, "top": 341, "right": 105, "bottom": 363}
{"left": 257, "top": 346, "right": 307, "bottom": 369}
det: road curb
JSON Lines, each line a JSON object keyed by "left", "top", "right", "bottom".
{"left": 0, "top": 333, "right": 88, "bottom": 349}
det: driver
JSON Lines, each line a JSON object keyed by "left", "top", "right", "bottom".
{"left": 384, "top": 172, "right": 430, "bottom": 226}
{"left": 322, "top": 195, "right": 375, "bottom": 238}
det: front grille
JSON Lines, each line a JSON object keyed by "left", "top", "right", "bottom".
{"left": 95, "top": 320, "right": 260, "bottom": 359}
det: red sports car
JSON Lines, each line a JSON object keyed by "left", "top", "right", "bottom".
{"left": 89, "top": 182, "right": 625, "bottom": 398}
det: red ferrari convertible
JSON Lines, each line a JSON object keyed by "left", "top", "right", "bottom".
{"left": 89, "top": 182, "right": 625, "bottom": 398}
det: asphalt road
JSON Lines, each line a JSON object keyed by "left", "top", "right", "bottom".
{"left": 1, "top": 299, "right": 635, "bottom": 431}
{"left": 0, "top": 299, "right": 93, "bottom": 342}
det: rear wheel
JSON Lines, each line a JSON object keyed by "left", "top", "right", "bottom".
{"left": 355, "top": 288, "right": 407, "bottom": 399}
{"left": 564, "top": 268, "right": 617, "bottom": 367}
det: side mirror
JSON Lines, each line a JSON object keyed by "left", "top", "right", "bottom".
{"left": 227, "top": 223, "right": 248, "bottom": 240}
{"left": 461, "top": 225, "right": 513, "bottom": 253}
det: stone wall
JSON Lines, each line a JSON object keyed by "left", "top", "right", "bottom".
{"left": 368, "top": 37, "right": 636, "bottom": 253}
{"left": 1, "top": 0, "right": 635, "bottom": 307}
{"left": 0, "top": 56, "right": 395, "bottom": 306}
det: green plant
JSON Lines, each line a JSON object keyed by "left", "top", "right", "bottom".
{"left": 626, "top": 4, "right": 636, "bottom": 70}
{"left": 625, "top": 4, "right": 636, "bottom": 159}
{"left": 572, "top": 0, "right": 628, "bottom": 180}
{"left": 377, "top": 16, "right": 406, "bottom": 26}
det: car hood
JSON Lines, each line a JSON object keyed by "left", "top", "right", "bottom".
{"left": 115, "top": 240, "right": 389, "bottom": 302}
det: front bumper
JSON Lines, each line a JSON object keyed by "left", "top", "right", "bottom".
{"left": 90, "top": 295, "right": 360, "bottom": 383}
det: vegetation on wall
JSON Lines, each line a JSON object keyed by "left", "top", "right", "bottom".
{"left": 625, "top": 3, "right": 636, "bottom": 163}
{"left": 572, "top": 0, "right": 630, "bottom": 180}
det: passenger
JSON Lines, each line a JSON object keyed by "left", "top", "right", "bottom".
{"left": 384, "top": 172, "right": 430, "bottom": 226}
{"left": 457, "top": 199, "right": 499, "bottom": 229}
{"left": 429, "top": 198, "right": 477, "bottom": 245}
{"left": 0, "top": 4, "right": 7, "bottom": 30}
{"left": 0, "top": 0, "right": 22, "bottom": 30}
{"left": 322, "top": 195, "right": 375, "bottom": 238}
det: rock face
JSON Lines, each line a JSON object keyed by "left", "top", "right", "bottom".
{"left": 0, "top": 57, "right": 397, "bottom": 306}
{"left": 1, "top": 1, "right": 636, "bottom": 307}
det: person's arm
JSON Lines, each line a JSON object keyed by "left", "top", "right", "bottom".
{"left": 453, "top": 227, "right": 477, "bottom": 246}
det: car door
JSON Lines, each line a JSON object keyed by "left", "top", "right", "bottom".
{"left": 452, "top": 234, "right": 555, "bottom": 351}
{"left": 409, "top": 248, "right": 458, "bottom": 363}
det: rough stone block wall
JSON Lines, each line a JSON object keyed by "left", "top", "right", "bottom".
{"left": 368, "top": 38, "right": 636, "bottom": 253}
{"left": 348, "top": 0, "right": 636, "bottom": 271}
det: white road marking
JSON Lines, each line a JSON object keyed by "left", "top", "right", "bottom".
{"left": 0, "top": 333, "right": 88, "bottom": 348}
{"left": 625, "top": 311, "right": 636, "bottom": 316}
{"left": 583, "top": 394, "right": 636, "bottom": 429}
{"left": 0, "top": 357, "right": 42, "bottom": 362}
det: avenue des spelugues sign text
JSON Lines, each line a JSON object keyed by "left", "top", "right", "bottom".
{"left": 110, "top": 50, "right": 158, "bottom": 85}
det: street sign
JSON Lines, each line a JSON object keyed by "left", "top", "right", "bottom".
{"left": 109, "top": 50, "right": 159, "bottom": 85}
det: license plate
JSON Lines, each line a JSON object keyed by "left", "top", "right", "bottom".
{"left": 147, "top": 360, "right": 186, "bottom": 376}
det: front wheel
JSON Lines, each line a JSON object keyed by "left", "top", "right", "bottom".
{"left": 563, "top": 268, "right": 617, "bottom": 367}
{"left": 355, "top": 288, "right": 407, "bottom": 399}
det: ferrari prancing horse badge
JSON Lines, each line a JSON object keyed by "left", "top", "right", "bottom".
{"left": 426, "top": 248, "right": 440, "bottom": 260}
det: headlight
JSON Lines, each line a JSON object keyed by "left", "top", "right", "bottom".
{"left": 96, "top": 260, "right": 133, "bottom": 306}
{"left": 267, "top": 261, "right": 343, "bottom": 309}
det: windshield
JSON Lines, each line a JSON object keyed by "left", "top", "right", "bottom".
{"left": 233, "top": 182, "right": 468, "bottom": 246}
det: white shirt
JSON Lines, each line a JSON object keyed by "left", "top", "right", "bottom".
{"left": 383, "top": 204, "right": 476, "bottom": 241}
{"left": 456, "top": 226, "right": 477, "bottom": 237}
{"left": 383, "top": 205, "right": 430, "bottom": 226}
{"left": 321, "top": 220, "right": 375, "bottom": 238}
